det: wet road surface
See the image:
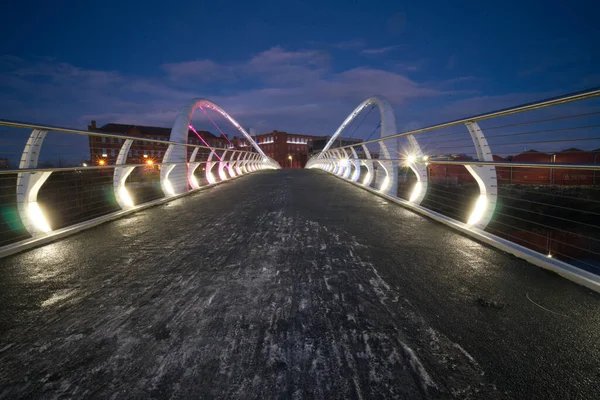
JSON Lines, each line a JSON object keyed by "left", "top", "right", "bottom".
{"left": 0, "top": 169, "right": 599, "bottom": 399}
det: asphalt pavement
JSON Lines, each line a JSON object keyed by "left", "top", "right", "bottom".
{"left": 0, "top": 169, "right": 599, "bottom": 399}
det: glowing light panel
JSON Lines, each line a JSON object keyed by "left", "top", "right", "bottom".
{"left": 467, "top": 195, "right": 488, "bottom": 226}
{"left": 28, "top": 202, "right": 51, "bottom": 233}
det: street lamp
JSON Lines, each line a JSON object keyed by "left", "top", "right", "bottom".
{"left": 288, "top": 154, "right": 292, "bottom": 168}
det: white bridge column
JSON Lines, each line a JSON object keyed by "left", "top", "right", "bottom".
{"left": 464, "top": 122, "right": 498, "bottom": 229}
{"left": 375, "top": 141, "right": 397, "bottom": 195}
{"left": 113, "top": 139, "right": 136, "bottom": 209}
{"left": 341, "top": 149, "right": 352, "bottom": 179}
{"left": 404, "top": 135, "right": 428, "bottom": 204}
{"left": 349, "top": 147, "right": 361, "bottom": 182}
{"left": 188, "top": 147, "right": 202, "bottom": 189}
{"left": 16, "top": 129, "right": 52, "bottom": 235}
{"left": 227, "top": 152, "right": 237, "bottom": 178}
{"left": 360, "top": 144, "right": 374, "bottom": 187}
{"left": 205, "top": 149, "right": 217, "bottom": 184}
{"left": 218, "top": 150, "right": 229, "bottom": 181}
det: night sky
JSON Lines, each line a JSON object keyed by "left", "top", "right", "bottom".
{"left": 0, "top": 0, "right": 598, "bottom": 140}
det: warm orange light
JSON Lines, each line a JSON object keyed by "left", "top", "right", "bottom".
{"left": 146, "top": 159, "right": 154, "bottom": 165}
{"left": 98, "top": 159, "right": 106, "bottom": 166}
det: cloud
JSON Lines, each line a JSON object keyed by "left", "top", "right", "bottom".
{"left": 161, "top": 46, "right": 331, "bottom": 86}
{"left": 362, "top": 45, "right": 404, "bottom": 55}
{"left": 0, "top": 46, "right": 474, "bottom": 136}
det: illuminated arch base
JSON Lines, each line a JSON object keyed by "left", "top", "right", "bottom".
{"left": 307, "top": 95, "right": 399, "bottom": 196}
{"left": 161, "top": 98, "right": 280, "bottom": 196}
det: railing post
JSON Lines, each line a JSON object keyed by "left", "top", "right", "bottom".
{"left": 349, "top": 147, "right": 361, "bottom": 182}
{"left": 113, "top": 139, "right": 136, "bottom": 209}
{"left": 405, "top": 135, "right": 428, "bottom": 204}
{"left": 205, "top": 148, "right": 217, "bottom": 184}
{"left": 376, "top": 141, "right": 397, "bottom": 195}
{"left": 218, "top": 150, "right": 229, "bottom": 181}
{"left": 340, "top": 149, "right": 352, "bottom": 179}
{"left": 360, "top": 144, "right": 374, "bottom": 186}
{"left": 464, "top": 122, "right": 498, "bottom": 229}
{"left": 227, "top": 152, "right": 237, "bottom": 178}
{"left": 240, "top": 153, "right": 249, "bottom": 174}
{"left": 234, "top": 152, "right": 243, "bottom": 175}
{"left": 16, "top": 129, "right": 52, "bottom": 235}
{"left": 187, "top": 147, "right": 202, "bottom": 189}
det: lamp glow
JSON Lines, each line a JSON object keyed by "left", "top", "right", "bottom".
{"left": 98, "top": 159, "right": 106, "bottom": 166}
{"left": 190, "top": 175, "right": 200, "bottom": 189}
{"left": 409, "top": 181, "right": 422, "bottom": 202}
{"left": 28, "top": 202, "right": 51, "bottom": 233}
{"left": 422, "top": 155, "right": 429, "bottom": 161}
{"left": 163, "top": 179, "right": 175, "bottom": 196}
{"left": 379, "top": 176, "right": 390, "bottom": 192}
{"left": 118, "top": 186, "right": 134, "bottom": 208}
{"left": 406, "top": 154, "right": 416, "bottom": 164}
{"left": 467, "top": 195, "right": 488, "bottom": 226}
{"left": 207, "top": 172, "right": 216, "bottom": 184}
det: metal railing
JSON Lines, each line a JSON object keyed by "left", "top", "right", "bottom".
{"left": 0, "top": 119, "right": 279, "bottom": 254}
{"left": 307, "top": 87, "right": 600, "bottom": 289}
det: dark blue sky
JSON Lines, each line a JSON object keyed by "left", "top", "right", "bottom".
{"left": 0, "top": 0, "right": 598, "bottom": 139}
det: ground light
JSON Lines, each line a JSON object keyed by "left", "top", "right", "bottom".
{"left": 409, "top": 181, "right": 422, "bottom": 202}
{"left": 379, "top": 176, "right": 390, "bottom": 192}
{"left": 98, "top": 159, "right": 106, "bottom": 166}
{"left": 28, "top": 202, "right": 51, "bottom": 233}
{"left": 363, "top": 172, "right": 371, "bottom": 185}
{"left": 118, "top": 186, "right": 134, "bottom": 208}
{"left": 467, "top": 194, "right": 488, "bottom": 226}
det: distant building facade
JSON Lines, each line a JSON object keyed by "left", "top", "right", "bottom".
{"left": 87, "top": 121, "right": 228, "bottom": 165}
{"left": 232, "top": 130, "right": 321, "bottom": 168}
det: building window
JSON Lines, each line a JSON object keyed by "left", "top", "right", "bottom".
{"left": 128, "top": 151, "right": 132, "bottom": 157}
{"left": 158, "top": 151, "right": 162, "bottom": 157}
{"left": 135, "top": 150, "right": 139, "bottom": 156}
{"left": 118, "top": 138, "right": 123, "bottom": 144}
{"left": 150, "top": 150, "right": 154, "bottom": 157}
{"left": 101, "top": 148, "right": 107, "bottom": 157}
{"left": 110, "top": 148, "right": 116, "bottom": 157}
{"left": 101, "top": 137, "right": 106, "bottom": 143}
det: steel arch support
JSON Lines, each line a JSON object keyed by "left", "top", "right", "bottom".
{"left": 227, "top": 152, "right": 237, "bottom": 178}
{"left": 376, "top": 141, "right": 397, "bottom": 195}
{"left": 240, "top": 153, "right": 250, "bottom": 174}
{"left": 113, "top": 139, "right": 136, "bottom": 209}
{"left": 464, "top": 122, "right": 498, "bottom": 229}
{"left": 188, "top": 147, "right": 202, "bottom": 189}
{"left": 405, "top": 135, "right": 428, "bottom": 204}
{"left": 16, "top": 129, "right": 52, "bottom": 235}
{"left": 205, "top": 149, "right": 217, "bottom": 184}
{"left": 349, "top": 147, "right": 361, "bottom": 182}
{"left": 234, "top": 152, "right": 243, "bottom": 175}
{"left": 218, "top": 150, "right": 229, "bottom": 181}
{"left": 341, "top": 149, "right": 352, "bottom": 179}
{"left": 360, "top": 144, "right": 374, "bottom": 187}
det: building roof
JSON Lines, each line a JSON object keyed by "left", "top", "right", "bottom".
{"left": 99, "top": 123, "right": 219, "bottom": 139}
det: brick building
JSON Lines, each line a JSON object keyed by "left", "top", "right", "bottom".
{"left": 232, "top": 130, "right": 320, "bottom": 168}
{"left": 87, "top": 121, "right": 228, "bottom": 165}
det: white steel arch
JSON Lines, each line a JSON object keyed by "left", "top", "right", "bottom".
{"left": 162, "top": 98, "right": 268, "bottom": 195}
{"left": 318, "top": 95, "right": 398, "bottom": 195}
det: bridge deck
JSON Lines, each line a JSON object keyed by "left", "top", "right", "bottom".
{"left": 1, "top": 169, "right": 599, "bottom": 399}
